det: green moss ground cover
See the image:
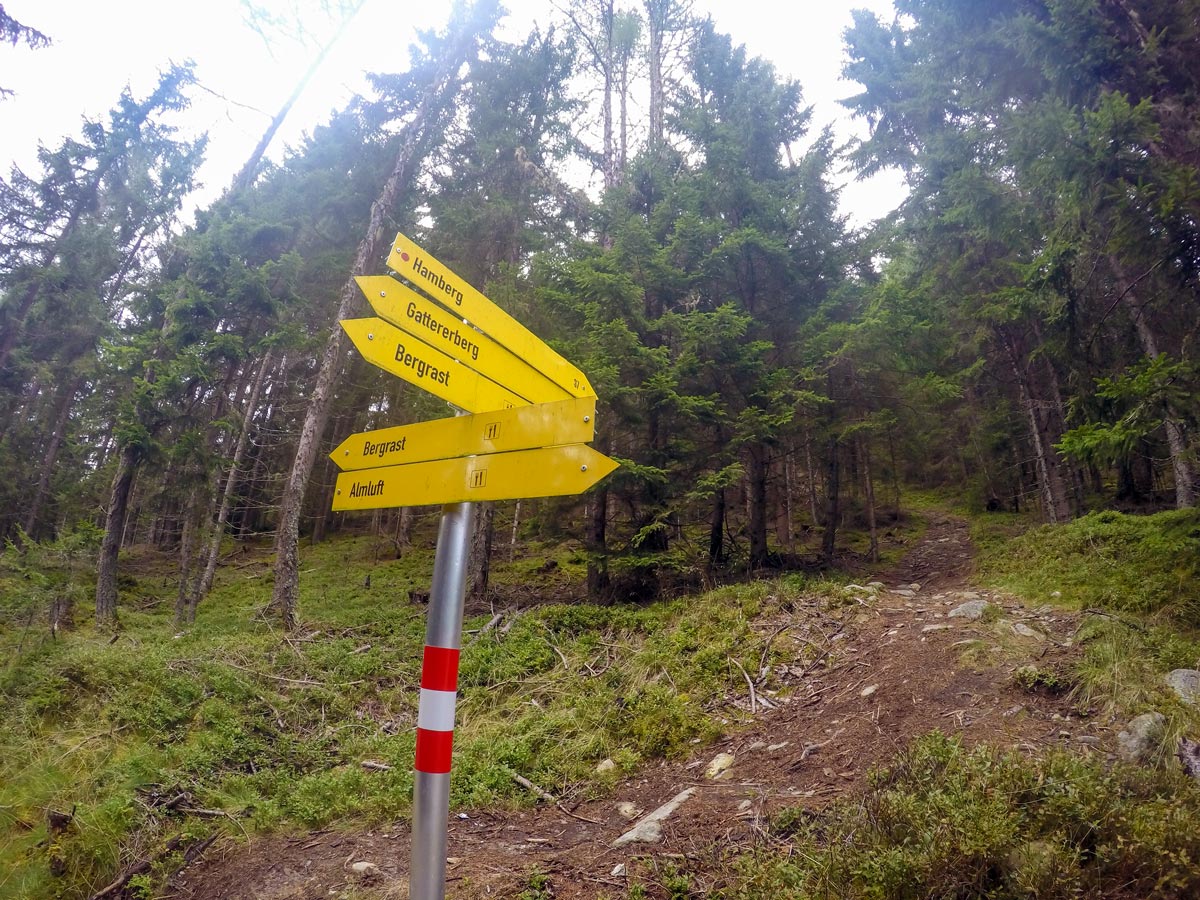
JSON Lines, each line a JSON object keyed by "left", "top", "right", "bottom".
{"left": 0, "top": 534, "right": 808, "bottom": 898}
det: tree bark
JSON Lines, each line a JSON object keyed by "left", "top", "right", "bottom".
{"left": 821, "top": 436, "right": 840, "bottom": 566}
{"left": 174, "top": 488, "right": 201, "bottom": 626}
{"left": 95, "top": 446, "right": 140, "bottom": 627}
{"left": 861, "top": 435, "right": 879, "bottom": 563}
{"left": 1112, "top": 261, "right": 1195, "bottom": 508}
{"left": 194, "top": 351, "right": 272, "bottom": 605}
{"left": 1002, "top": 328, "right": 1071, "bottom": 523}
{"left": 707, "top": 488, "right": 725, "bottom": 568}
{"left": 586, "top": 487, "right": 610, "bottom": 600}
{"left": 468, "top": 501, "right": 496, "bottom": 605}
{"left": 644, "top": 0, "right": 666, "bottom": 149}
{"left": 270, "top": 4, "right": 494, "bottom": 630}
{"left": 601, "top": 0, "right": 616, "bottom": 188}
{"left": 804, "top": 431, "right": 820, "bottom": 525}
{"left": 745, "top": 443, "right": 769, "bottom": 569}
{"left": 23, "top": 374, "right": 82, "bottom": 539}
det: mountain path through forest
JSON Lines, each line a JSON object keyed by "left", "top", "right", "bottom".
{"left": 173, "top": 515, "right": 1100, "bottom": 899}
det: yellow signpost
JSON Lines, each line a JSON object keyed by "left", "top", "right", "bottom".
{"left": 331, "top": 396, "right": 596, "bottom": 471}
{"left": 338, "top": 233, "right": 616, "bottom": 900}
{"left": 341, "top": 317, "right": 527, "bottom": 414}
{"left": 356, "top": 274, "right": 572, "bottom": 405}
{"left": 387, "top": 233, "right": 595, "bottom": 399}
{"left": 332, "top": 444, "right": 619, "bottom": 509}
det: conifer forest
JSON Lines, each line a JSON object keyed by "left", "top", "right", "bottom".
{"left": 3, "top": 1, "right": 1200, "bottom": 898}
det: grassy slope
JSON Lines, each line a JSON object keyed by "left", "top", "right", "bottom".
{"left": 0, "top": 533, "right": 830, "bottom": 899}
{"left": 976, "top": 508, "right": 1200, "bottom": 623}
{"left": 975, "top": 508, "right": 1200, "bottom": 719}
{"left": 7, "top": 507, "right": 1200, "bottom": 898}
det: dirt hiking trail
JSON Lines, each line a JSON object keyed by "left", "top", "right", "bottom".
{"left": 174, "top": 515, "right": 1099, "bottom": 899}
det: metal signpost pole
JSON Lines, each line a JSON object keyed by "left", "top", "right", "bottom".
{"left": 410, "top": 497, "right": 474, "bottom": 900}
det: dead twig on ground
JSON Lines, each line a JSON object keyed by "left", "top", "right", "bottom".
{"left": 731, "top": 658, "right": 757, "bottom": 714}
{"left": 557, "top": 802, "right": 604, "bottom": 825}
{"left": 757, "top": 621, "right": 792, "bottom": 682}
{"left": 466, "top": 612, "right": 504, "bottom": 647}
{"left": 510, "top": 771, "right": 555, "bottom": 802}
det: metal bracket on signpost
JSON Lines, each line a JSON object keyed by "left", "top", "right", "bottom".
{"left": 410, "top": 487, "right": 474, "bottom": 899}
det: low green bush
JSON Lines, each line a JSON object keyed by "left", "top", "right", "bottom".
{"left": 733, "top": 732, "right": 1200, "bottom": 899}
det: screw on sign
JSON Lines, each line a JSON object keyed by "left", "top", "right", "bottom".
{"left": 332, "top": 234, "right": 617, "bottom": 900}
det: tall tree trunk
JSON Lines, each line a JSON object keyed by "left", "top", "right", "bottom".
{"left": 600, "top": 0, "right": 615, "bottom": 188}
{"left": 23, "top": 374, "right": 82, "bottom": 539}
{"left": 708, "top": 488, "right": 725, "bottom": 568}
{"left": 509, "top": 500, "right": 521, "bottom": 560}
{"left": 618, "top": 46, "right": 629, "bottom": 175}
{"left": 745, "top": 443, "right": 769, "bottom": 569}
{"left": 174, "top": 487, "right": 201, "bottom": 627}
{"left": 1112, "top": 261, "right": 1195, "bottom": 508}
{"left": 644, "top": 0, "right": 666, "bottom": 149}
{"left": 774, "top": 453, "right": 794, "bottom": 555}
{"left": 395, "top": 506, "right": 414, "bottom": 556}
{"left": 270, "top": 4, "right": 494, "bottom": 630}
{"left": 468, "top": 502, "right": 496, "bottom": 605}
{"left": 821, "top": 436, "right": 840, "bottom": 566}
{"left": 586, "top": 487, "right": 610, "bottom": 600}
{"left": 194, "top": 351, "right": 272, "bottom": 605}
{"left": 803, "top": 430, "right": 821, "bottom": 525}
{"left": 229, "top": 2, "right": 366, "bottom": 195}
{"left": 886, "top": 425, "right": 901, "bottom": 520}
{"left": 95, "top": 446, "right": 140, "bottom": 627}
{"left": 1003, "top": 329, "right": 1071, "bottom": 523}
{"left": 861, "top": 435, "right": 879, "bottom": 563}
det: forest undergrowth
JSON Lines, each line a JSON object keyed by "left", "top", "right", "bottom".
{"left": 3, "top": 506, "right": 1200, "bottom": 897}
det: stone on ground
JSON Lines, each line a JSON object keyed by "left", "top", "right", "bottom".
{"left": 1166, "top": 669, "right": 1200, "bottom": 705}
{"left": 948, "top": 598, "right": 990, "bottom": 620}
{"left": 704, "top": 752, "right": 735, "bottom": 779}
{"left": 1011, "top": 622, "right": 1046, "bottom": 640}
{"left": 1117, "top": 712, "right": 1166, "bottom": 761}
{"left": 349, "top": 861, "right": 381, "bottom": 880}
{"left": 612, "top": 789, "right": 696, "bottom": 847}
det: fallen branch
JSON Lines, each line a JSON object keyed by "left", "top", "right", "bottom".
{"left": 219, "top": 659, "right": 363, "bottom": 688}
{"left": 790, "top": 728, "right": 845, "bottom": 770}
{"left": 731, "top": 658, "right": 758, "bottom": 714}
{"left": 361, "top": 760, "right": 392, "bottom": 772}
{"left": 557, "top": 802, "right": 604, "bottom": 825}
{"left": 1079, "top": 607, "right": 1148, "bottom": 634}
{"left": 510, "top": 771, "right": 555, "bottom": 803}
{"left": 466, "top": 613, "right": 504, "bottom": 647}
{"left": 757, "top": 621, "right": 792, "bottom": 682}
{"left": 549, "top": 643, "right": 570, "bottom": 670}
{"left": 89, "top": 836, "right": 185, "bottom": 899}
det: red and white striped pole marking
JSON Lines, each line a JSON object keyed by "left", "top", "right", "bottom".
{"left": 410, "top": 493, "right": 474, "bottom": 900}
{"left": 415, "top": 645, "right": 459, "bottom": 774}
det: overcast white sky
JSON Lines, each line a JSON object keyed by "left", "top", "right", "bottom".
{"left": 0, "top": 0, "right": 904, "bottom": 227}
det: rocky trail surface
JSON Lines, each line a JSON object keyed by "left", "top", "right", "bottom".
{"left": 174, "top": 516, "right": 1102, "bottom": 899}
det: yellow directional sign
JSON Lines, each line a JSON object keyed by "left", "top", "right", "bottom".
{"left": 356, "top": 275, "right": 572, "bottom": 405}
{"left": 387, "top": 233, "right": 595, "bottom": 399}
{"left": 332, "top": 444, "right": 619, "bottom": 509}
{"left": 342, "top": 317, "right": 525, "bottom": 414}
{"left": 330, "top": 397, "right": 597, "bottom": 471}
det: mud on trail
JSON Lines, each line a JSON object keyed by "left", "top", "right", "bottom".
{"left": 174, "top": 516, "right": 1099, "bottom": 899}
